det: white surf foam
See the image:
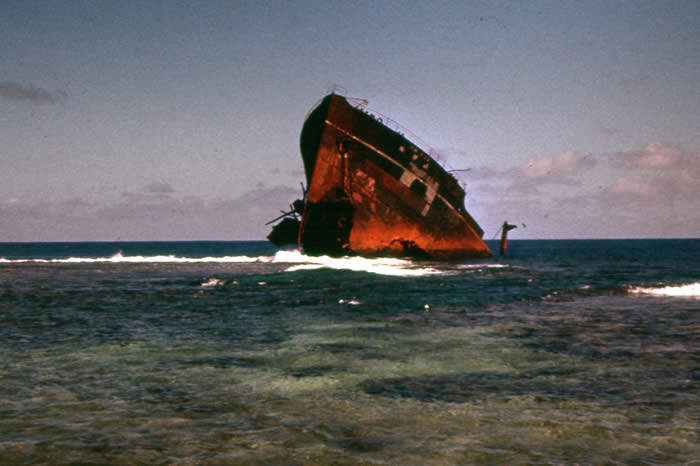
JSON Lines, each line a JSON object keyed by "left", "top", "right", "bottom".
{"left": 628, "top": 282, "right": 700, "bottom": 298}
{"left": 457, "top": 263, "right": 510, "bottom": 269}
{"left": 272, "top": 249, "right": 441, "bottom": 277}
{"left": 200, "top": 278, "right": 225, "bottom": 288}
{"left": 0, "top": 252, "right": 270, "bottom": 264}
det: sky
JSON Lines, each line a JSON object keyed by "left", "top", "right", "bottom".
{"left": 1, "top": 0, "right": 698, "bottom": 241}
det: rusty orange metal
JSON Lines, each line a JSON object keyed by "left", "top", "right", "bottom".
{"left": 278, "top": 93, "right": 492, "bottom": 259}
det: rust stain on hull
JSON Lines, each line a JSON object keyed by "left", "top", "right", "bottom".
{"left": 273, "top": 93, "right": 491, "bottom": 259}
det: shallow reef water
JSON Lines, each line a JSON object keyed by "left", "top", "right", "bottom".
{"left": 0, "top": 239, "right": 698, "bottom": 464}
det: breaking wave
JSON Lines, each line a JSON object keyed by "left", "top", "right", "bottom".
{"left": 272, "top": 250, "right": 442, "bottom": 277}
{"left": 627, "top": 282, "right": 700, "bottom": 298}
{"left": 0, "top": 249, "right": 441, "bottom": 277}
{"left": 0, "top": 252, "right": 268, "bottom": 264}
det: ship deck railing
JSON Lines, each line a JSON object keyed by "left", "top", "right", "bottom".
{"left": 347, "top": 97, "right": 466, "bottom": 189}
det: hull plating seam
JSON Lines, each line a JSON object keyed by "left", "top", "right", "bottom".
{"left": 325, "top": 119, "right": 474, "bottom": 232}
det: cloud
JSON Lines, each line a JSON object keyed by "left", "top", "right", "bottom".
{"left": 467, "top": 150, "right": 599, "bottom": 205}
{"left": 1, "top": 141, "right": 696, "bottom": 241}
{"left": 470, "top": 150, "right": 597, "bottom": 187}
{"left": 143, "top": 182, "right": 175, "bottom": 194}
{"left": 532, "top": 187, "right": 699, "bottom": 239}
{"left": 0, "top": 186, "right": 300, "bottom": 241}
{"left": 609, "top": 142, "right": 699, "bottom": 201}
{"left": 467, "top": 142, "right": 698, "bottom": 238}
{"left": 0, "top": 81, "right": 67, "bottom": 104}
{"left": 608, "top": 176, "right": 651, "bottom": 196}
{"left": 517, "top": 151, "right": 597, "bottom": 183}
{"left": 616, "top": 142, "right": 683, "bottom": 169}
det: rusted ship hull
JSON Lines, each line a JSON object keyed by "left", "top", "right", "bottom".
{"left": 289, "top": 94, "right": 491, "bottom": 259}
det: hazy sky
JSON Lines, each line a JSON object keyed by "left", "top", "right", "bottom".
{"left": 2, "top": 0, "right": 698, "bottom": 241}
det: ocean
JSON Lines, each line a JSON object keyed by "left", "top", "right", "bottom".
{"left": 0, "top": 239, "right": 698, "bottom": 464}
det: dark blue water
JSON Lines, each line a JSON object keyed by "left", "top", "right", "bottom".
{"left": 1, "top": 240, "right": 698, "bottom": 464}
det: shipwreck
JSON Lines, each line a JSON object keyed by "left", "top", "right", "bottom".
{"left": 268, "top": 93, "right": 492, "bottom": 259}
